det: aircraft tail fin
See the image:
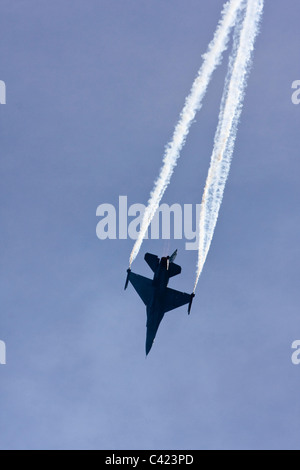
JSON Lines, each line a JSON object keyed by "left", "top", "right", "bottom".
{"left": 169, "top": 249, "right": 178, "bottom": 263}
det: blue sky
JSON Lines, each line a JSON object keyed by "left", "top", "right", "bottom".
{"left": 0, "top": 0, "right": 299, "bottom": 450}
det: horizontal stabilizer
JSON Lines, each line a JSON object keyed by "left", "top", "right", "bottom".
{"left": 144, "top": 253, "right": 160, "bottom": 272}
{"left": 168, "top": 262, "right": 181, "bottom": 278}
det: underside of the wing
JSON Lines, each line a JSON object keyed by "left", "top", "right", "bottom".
{"left": 128, "top": 272, "right": 154, "bottom": 306}
{"left": 163, "top": 287, "right": 191, "bottom": 313}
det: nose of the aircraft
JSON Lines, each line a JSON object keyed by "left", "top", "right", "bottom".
{"left": 145, "top": 337, "right": 154, "bottom": 356}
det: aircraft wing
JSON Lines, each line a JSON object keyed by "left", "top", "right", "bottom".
{"left": 128, "top": 272, "right": 154, "bottom": 306}
{"left": 163, "top": 287, "right": 191, "bottom": 313}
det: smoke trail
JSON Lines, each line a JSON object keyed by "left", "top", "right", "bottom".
{"left": 129, "top": 0, "right": 245, "bottom": 267}
{"left": 194, "top": 0, "right": 264, "bottom": 291}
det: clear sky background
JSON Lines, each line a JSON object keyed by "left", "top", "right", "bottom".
{"left": 0, "top": 0, "right": 299, "bottom": 450}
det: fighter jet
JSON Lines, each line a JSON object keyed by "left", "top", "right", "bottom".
{"left": 125, "top": 250, "right": 195, "bottom": 355}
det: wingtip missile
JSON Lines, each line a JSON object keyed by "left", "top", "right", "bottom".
{"left": 124, "top": 268, "right": 131, "bottom": 290}
{"left": 188, "top": 293, "right": 195, "bottom": 315}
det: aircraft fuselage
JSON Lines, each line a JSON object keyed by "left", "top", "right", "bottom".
{"left": 146, "top": 260, "right": 170, "bottom": 354}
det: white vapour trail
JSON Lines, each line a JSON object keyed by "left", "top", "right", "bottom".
{"left": 129, "top": 0, "right": 245, "bottom": 267}
{"left": 194, "top": 0, "right": 264, "bottom": 291}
